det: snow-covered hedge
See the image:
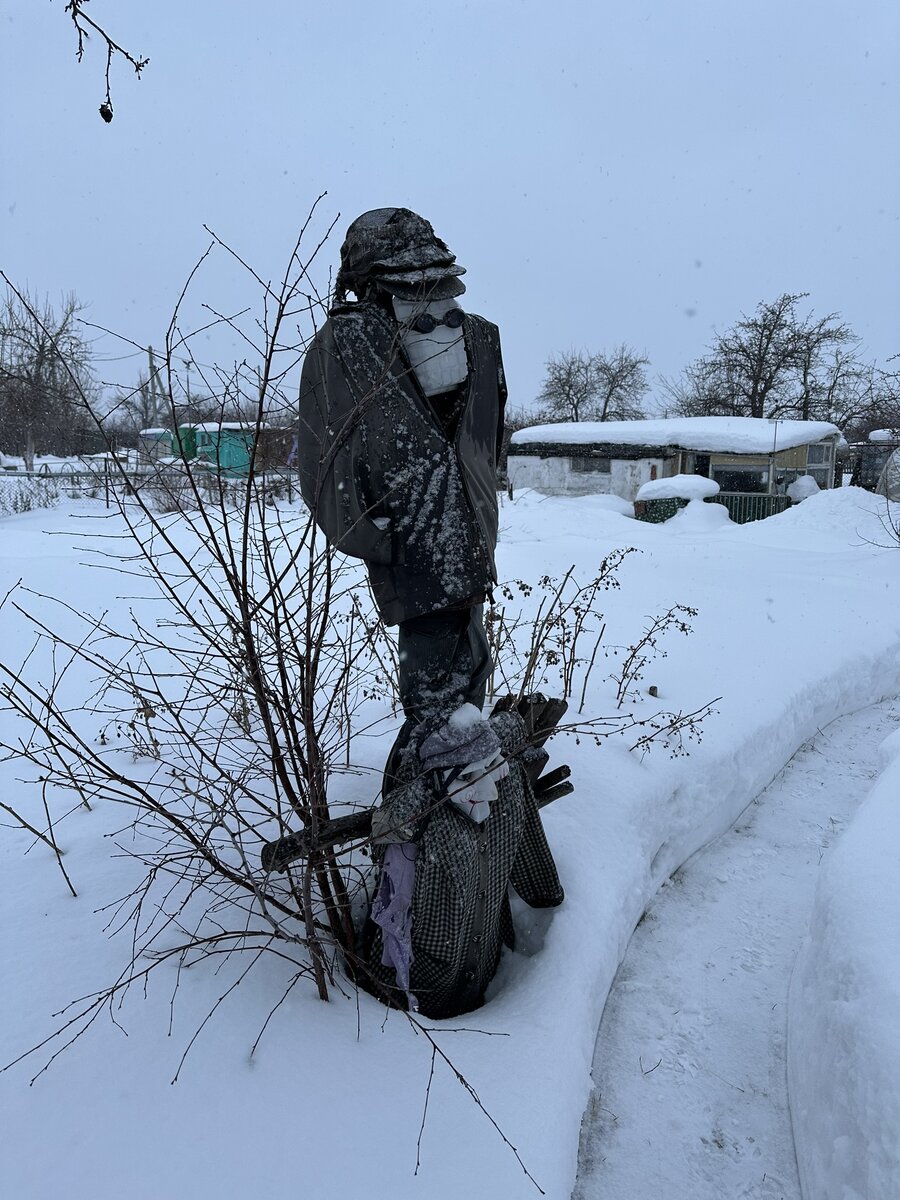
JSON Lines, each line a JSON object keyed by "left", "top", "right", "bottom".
{"left": 788, "top": 729, "right": 900, "bottom": 1200}
{"left": 635, "top": 473, "right": 720, "bottom": 501}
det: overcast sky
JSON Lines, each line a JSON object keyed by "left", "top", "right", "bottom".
{"left": 1, "top": 1, "right": 898, "bottom": 412}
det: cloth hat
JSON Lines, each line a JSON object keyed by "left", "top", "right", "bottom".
{"left": 377, "top": 267, "right": 466, "bottom": 301}
{"left": 419, "top": 707, "right": 503, "bottom": 774}
{"left": 335, "top": 207, "right": 466, "bottom": 301}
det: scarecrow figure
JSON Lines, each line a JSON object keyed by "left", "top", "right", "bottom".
{"left": 279, "top": 208, "right": 567, "bottom": 1017}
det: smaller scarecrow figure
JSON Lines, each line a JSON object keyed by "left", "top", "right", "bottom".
{"left": 266, "top": 208, "right": 569, "bottom": 1018}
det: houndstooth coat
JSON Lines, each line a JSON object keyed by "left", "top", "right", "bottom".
{"left": 362, "top": 709, "right": 563, "bottom": 1019}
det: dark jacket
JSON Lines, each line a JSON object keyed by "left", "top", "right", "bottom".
{"left": 297, "top": 300, "right": 507, "bottom": 625}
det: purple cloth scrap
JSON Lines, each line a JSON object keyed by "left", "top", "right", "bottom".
{"left": 371, "top": 842, "right": 419, "bottom": 1011}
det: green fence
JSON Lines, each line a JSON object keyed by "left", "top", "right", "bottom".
{"left": 707, "top": 493, "right": 792, "bottom": 523}
{"left": 634, "top": 492, "right": 792, "bottom": 526}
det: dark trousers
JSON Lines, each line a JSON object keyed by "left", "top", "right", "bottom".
{"left": 383, "top": 606, "right": 492, "bottom": 795}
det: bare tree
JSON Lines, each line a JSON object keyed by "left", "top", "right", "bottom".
{"left": 536, "top": 349, "right": 599, "bottom": 422}
{"left": 536, "top": 346, "right": 649, "bottom": 423}
{"left": 660, "top": 355, "right": 736, "bottom": 417}
{"left": 844, "top": 358, "right": 900, "bottom": 442}
{"left": 0, "top": 288, "right": 97, "bottom": 467}
{"left": 793, "top": 313, "right": 858, "bottom": 421}
{"left": 664, "top": 293, "right": 875, "bottom": 427}
{"left": 715, "top": 292, "right": 804, "bottom": 419}
{"left": 594, "top": 344, "right": 650, "bottom": 421}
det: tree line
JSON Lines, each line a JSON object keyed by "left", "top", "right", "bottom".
{"left": 0, "top": 289, "right": 102, "bottom": 470}
{"left": 529, "top": 292, "right": 899, "bottom": 444}
{"left": 0, "top": 284, "right": 258, "bottom": 470}
{"left": 3, "top": 282, "right": 899, "bottom": 473}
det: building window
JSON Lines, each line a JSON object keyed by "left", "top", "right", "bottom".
{"left": 807, "top": 443, "right": 830, "bottom": 465}
{"left": 712, "top": 466, "right": 769, "bottom": 494}
{"left": 571, "top": 456, "right": 611, "bottom": 473}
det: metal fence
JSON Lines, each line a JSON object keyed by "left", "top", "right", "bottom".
{"left": 708, "top": 492, "right": 792, "bottom": 523}
{"left": 0, "top": 471, "right": 107, "bottom": 516}
{"left": 632, "top": 497, "right": 687, "bottom": 524}
{"left": 0, "top": 466, "right": 303, "bottom": 518}
{"left": 634, "top": 491, "right": 793, "bottom": 526}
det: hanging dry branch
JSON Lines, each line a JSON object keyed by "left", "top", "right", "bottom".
{"left": 64, "top": 0, "right": 150, "bottom": 121}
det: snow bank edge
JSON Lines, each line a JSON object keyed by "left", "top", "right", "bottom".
{"left": 788, "top": 735, "right": 900, "bottom": 1200}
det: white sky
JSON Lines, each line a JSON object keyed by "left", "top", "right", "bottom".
{"left": 1, "top": 1, "right": 898, "bottom": 411}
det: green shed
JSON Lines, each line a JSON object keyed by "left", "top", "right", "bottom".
{"left": 175, "top": 424, "right": 197, "bottom": 461}
{"left": 193, "top": 423, "right": 255, "bottom": 474}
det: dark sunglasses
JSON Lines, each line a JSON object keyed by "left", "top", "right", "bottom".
{"left": 407, "top": 308, "right": 465, "bottom": 334}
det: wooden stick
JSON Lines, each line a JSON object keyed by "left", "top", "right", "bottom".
{"left": 261, "top": 693, "right": 573, "bottom": 873}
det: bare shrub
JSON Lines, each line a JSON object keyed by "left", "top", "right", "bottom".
{"left": 610, "top": 604, "right": 699, "bottom": 708}
{"left": 0, "top": 212, "right": 561, "bottom": 1186}
{"left": 0, "top": 202, "right": 401, "bottom": 1069}
{"left": 485, "top": 548, "right": 637, "bottom": 707}
{"left": 0, "top": 206, "right": 715, "bottom": 1187}
{"left": 0, "top": 475, "right": 61, "bottom": 515}
{"left": 484, "top": 555, "right": 716, "bottom": 757}
{"left": 138, "top": 466, "right": 198, "bottom": 513}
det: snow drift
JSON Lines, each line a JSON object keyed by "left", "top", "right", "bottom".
{"left": 789, "top": 733, "right": 900, "bottom": 1200}
{"left": 1, "top": 486, "right": 899, "bottom": 1200}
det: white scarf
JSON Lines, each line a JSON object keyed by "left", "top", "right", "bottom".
{"left": 392, "top": 298, "right": 469, "bottom": 397}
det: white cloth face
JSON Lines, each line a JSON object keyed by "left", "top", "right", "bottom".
{"left": 447, "top": 751, "right": 510, "bottom": 825}
{"left": 392, "top": 298, "right": 469, "bottom": 397}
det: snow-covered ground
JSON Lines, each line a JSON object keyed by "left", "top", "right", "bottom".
{"left": 789, "top": 717, "right": 900, "bottom": 1200}
{"left": 1, "top": 486, "right": 899, "bottom": 1200}
{"left": 573, "top": 699, "right": 899, "bottom": 1199}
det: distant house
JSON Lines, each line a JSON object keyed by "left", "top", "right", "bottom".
{"left": 190, "top": 423, "right": 257, "bottom": 474}
{"left": 138, "top": 428, "right": 174, "bottom": 462}
{"left": 508, "top": 418, "right": 843, "bottom": 508}
{"left": 143, "top": 423, "right": 293, "bottom": 475}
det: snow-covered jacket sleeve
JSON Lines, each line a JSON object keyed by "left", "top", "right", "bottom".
{"left": 490, "top": 323, "right": 508, "bottom": 471}
{"left": 297, "top": 327, "right": 394, "bottom": 565}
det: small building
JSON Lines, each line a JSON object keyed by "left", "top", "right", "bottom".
{"left": 138, "top": 428, "right": 174, "bottom": 462}
{"left": 508, "top": 418, "right": 843, "bottom": 507}
{"left": 142, "top": 423, "right": 292, "bottom": 474}
{"left": 191, "top": 423, "right": 257, "bottom": 473}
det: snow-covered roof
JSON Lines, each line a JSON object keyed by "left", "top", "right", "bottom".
{"left": 511, "top": 417, "right": 841, "bottom": 455}
{"left": 868, "top": 428, "right": 900, "bottom": 443}
{"left": 139, "top": 427, "right": 170, "bottom": 436}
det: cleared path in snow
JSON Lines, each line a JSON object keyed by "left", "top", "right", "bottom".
{"left": 573, "top": 698, "right": 898, "bottom": 1200}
